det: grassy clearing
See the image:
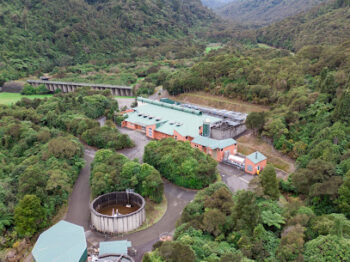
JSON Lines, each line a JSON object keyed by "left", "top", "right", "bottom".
{"left": 257, "top": 43, "right": 273, "bottom": 49}
{"left": 0, "top": 92, "right": 52, "bottom": 105}
{"left": 237, "top": 133, "right": 295, "bottom": 173}
{"left": 205, "top": 45, "right": 222, "bottom": 54}
{"left": 172, "top": 92, "right": 268, "bottom": 113}
{"left": 129, "top": 194, "right": 167, "bottom": 233}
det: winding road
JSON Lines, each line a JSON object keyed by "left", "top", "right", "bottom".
{"left": 64, "top": 117, "right": 253, "bottom": 262}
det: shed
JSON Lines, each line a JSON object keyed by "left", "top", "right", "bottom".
{"left": 99, "top": 240, "right": 131, "bottom": 256}
{"left": 245, "top": 151, "right": 267, "bottom": 175}
{"left": 32, "top": 220, "right": 87, "bottom": 262}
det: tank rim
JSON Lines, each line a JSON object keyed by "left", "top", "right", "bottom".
{"left": 90, "top": 191, "right": 146, "bottom": 218}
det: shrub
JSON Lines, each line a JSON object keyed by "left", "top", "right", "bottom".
{"left": 143, "top": 138, "right": 217, "bottom": 189}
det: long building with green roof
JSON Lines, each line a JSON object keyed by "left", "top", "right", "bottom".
{"left": 122, "top": 97, "right": 267, "bottom": 174}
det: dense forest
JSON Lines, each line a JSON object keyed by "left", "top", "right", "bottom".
{"left": 0, "top": 0, "right": 216, "bottom": 84}
{"left": 0, "top": 88, "right": 133, "bottom": 249}
{"left": 216, "top": 0, "right": 326, "bottom": 27}
{"left": 257, "top": 0, "right": 350, "bottom": 50}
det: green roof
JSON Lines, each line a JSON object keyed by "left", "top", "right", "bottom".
{"left": 32, "top": 220, "right": 87, "bottom": 262}
{"left": 246, "top": 151, "right": 267, "bottom": 164}
{"left": 192, "top": 136, "right": 236, "bottom": 149}
{"left": 99, "top": 240, "right": 131, "bottom": 256}
{"left": 126, "top": 98, "right": 221, "bottom": 138}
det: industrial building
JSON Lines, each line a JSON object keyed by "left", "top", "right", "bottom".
{"left": 122, "top": 97, "right": 267, "bottom": 175}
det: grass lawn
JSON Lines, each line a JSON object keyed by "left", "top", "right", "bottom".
{"left": 0, "top": 92, "right": 52, "bottom": 105}
{"left": 127, "top": 194, "right": 167, "bottom": 234}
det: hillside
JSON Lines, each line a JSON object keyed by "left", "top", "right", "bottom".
{"left": 0, "top": 0, "right": 215, "bottom": 83}
{"left": 216, "top": 0, "right": 327, "bottom": 27}
{"left": 201, "top": 0, "right": 234, "bottom": 9}
{"left": 257, "top": 0, "right": 350, "bottom": 50}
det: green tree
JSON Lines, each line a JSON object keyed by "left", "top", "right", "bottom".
{"left": 304, "top": 235, "right": 350, "bottom": 262}
{"left": 246, "top": 112, "right": 266, "bottom": 135}
{"left": 260, "top": 164, "right": 280, "bottom": 200}
{"left": 14, "top": 195, "right": 46, "bottom": 237}
{"left": 261, "top": 210, "right": 285, "bottom": 229}
{"left": 158, "top": 241, "right": 196, "bottom": 262}
{"left": 231, "top": 191, "right": 260, "bottom": 234}
{"left": 338, "top": 171, "right": 350, "bottom": 217}
{"left": 333, "top": 89, "right": 350, "bottom": 123}
{"left": 0, "top": 202, "right": 12, "bottom": 233}
{"left": 202, "top": 209, "right": 226, "bottom": 237}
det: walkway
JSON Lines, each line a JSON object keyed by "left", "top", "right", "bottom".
{"left": 65, "top": 147, "right": 95, "bottom": 230}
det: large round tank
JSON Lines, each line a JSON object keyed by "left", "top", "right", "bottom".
{"left": 90, "top": 191, "right": 146, "bottom": 234}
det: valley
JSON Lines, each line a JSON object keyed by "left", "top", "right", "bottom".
{"left": 1, "top": 0, "right": 350, "bottom": 261}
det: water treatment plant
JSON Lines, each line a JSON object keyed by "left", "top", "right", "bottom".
{"left": 90, "top": 191, "right": 146, "bottom": 234}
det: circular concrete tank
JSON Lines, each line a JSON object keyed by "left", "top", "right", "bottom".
{"left": 90, "top": 191, "right": 146, "bottom": 234}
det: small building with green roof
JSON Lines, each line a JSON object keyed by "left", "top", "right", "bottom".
{"left": 32, "top": 220, "right": 87, "bottom": 262}
{"left": 245, "top": 151, "right": 267, "bottom": 175}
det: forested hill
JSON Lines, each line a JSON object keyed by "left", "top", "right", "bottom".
{"left": 216, "top": 0, "right": 327, "bottom": 26}
{"left": 201, "top": 0, "right": 234, "bottom": 9}
{"left": 0, "top": 0, "right": 215, "bottom": 82}
{"left": 257, "top": 0, "right": 350, "bottom": 51}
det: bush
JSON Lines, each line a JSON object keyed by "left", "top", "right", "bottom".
{"left": 91, "top": 150, "right": 164, "bottom": 202}
{"left": 21, "top": 84, "right": 50, "bottom": 95}
{"left": 21, "top": 84, "right": 36, "bottom": 95}
{"left": 143, "top": 138, "right": 217, "bottom": 189}
{"left": 81, "top": 126, "right": 134, "bottom": 150}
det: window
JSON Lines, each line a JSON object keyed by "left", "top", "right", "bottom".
{"left": 247, "top": 165, "right": 253, "bottom": 172}
{"left": 175, "top": 136, "right": 177, "bottom": 140}
{"left": 148, "top": 128, "right": 153, "bottom": 137}
{"left": 257, "top": 166, "right": 260, "bottom": 171}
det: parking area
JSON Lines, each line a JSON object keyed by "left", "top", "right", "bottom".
{"left": 218, "top": 163, "right": 254, "bottom": 192}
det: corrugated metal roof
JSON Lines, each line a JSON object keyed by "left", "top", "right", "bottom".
{"left": 126, "top": 100, "right": 221, "bottom": 138}
{"left": 192, "top": 136, "right": 236, "bottom": 149}
{"left": 32, "top": 220, "right": 87, "bottom": 262}
{"left": 99, "top": 240, "right": 131, "bottom": 256}
{"left": 246, "top": 151, "right": 267, "bottom": 164}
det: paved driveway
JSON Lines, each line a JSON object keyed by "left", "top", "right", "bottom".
{"left": 218, "top": 163, "right": 254, "bottom": 192}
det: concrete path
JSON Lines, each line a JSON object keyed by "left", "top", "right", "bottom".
{"left": 117, "top": 127, "right": 151, "bottom": 161}
{"left": 64, "top": 147, "right": 95, "bottom": 230}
